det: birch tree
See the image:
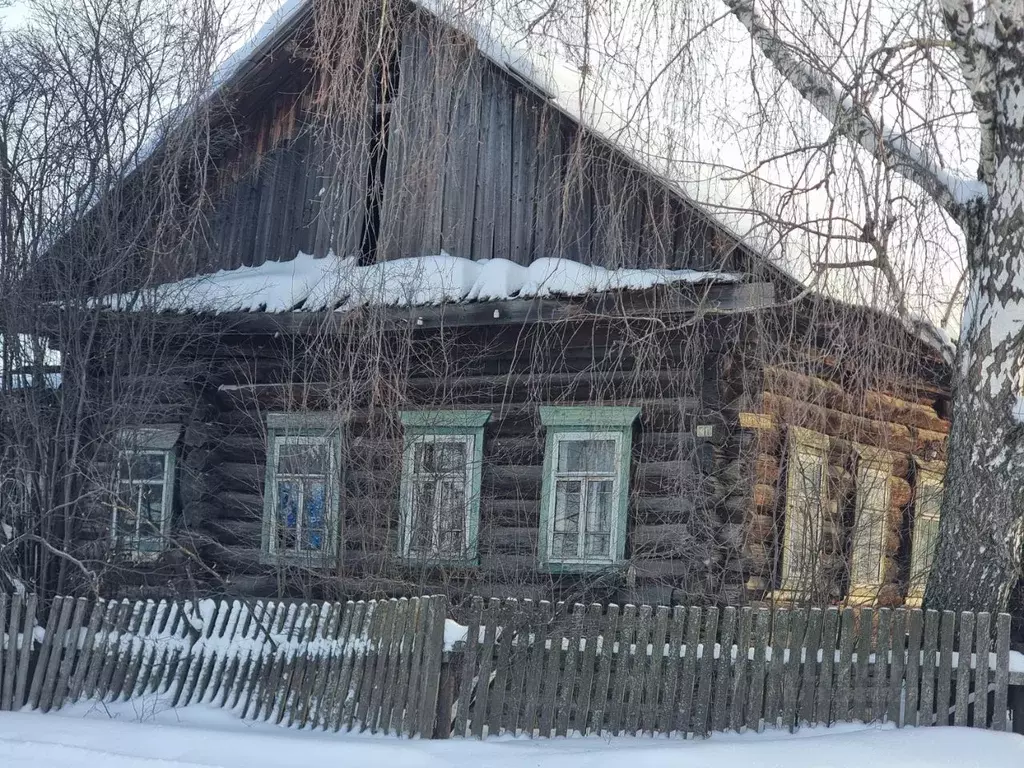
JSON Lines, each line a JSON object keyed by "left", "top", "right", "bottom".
{"left": 717, "top": 0, "right": 1023, "bottom": 613}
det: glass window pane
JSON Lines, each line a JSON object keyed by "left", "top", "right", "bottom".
{"left": 911, "top": 511, "right": 940, "bottom": 587}
{"left": 851, "top": 467, "right": 888, "bottom": 585}
{"left": 120, "top": 453, "right": 165, "bottom": 482}
{"left": 552, "top": 531, "right": 578, "bottom": 558}
{"left": 411, "top": 480, "right": 435, "bottom": 552}
{"left": 554, "top": 480, "right": 581, "bottom": 532}
{"left": 585, "top": 533, "right": 611, "bottom": 558}
{"left": 137, "top": 484, "right": 164, "bottom": 535}
{"left": 277, "top": 480, "right": 299, "bottom": 549}
{"left": 303, "top": 481, "right": 326, "bottom": 551}
{"left": 277, "top": 441, "right": 329, "bottom": 475}
{"left": 557, "top": 439, "right": 615, "bottom": 473}
{"left": 414, "top": 440, "right": 467, "bottom": 475}
{"left": 586, "top": 480, "right": 613, "bottom": 534}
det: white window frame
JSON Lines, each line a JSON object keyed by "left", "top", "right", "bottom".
{"left": 907, "top": 464, "right": 944, "bottom": 606}
{"left": 544, "top": 431, "right": 623, "bottom": 565}
{"left": 261, "top": 414, "right": 341, "bottom": 566}
{"left": 778, "top": 427, "right": 830, "bottom": 597}
{"left": 111, "top": 425, "right": 179, "bottom": 561}
{"left": 113, "top": 448, "right": 175, "bottom": 561}
{"left": 400, "top": 433, "right": 475, "bottom": 561}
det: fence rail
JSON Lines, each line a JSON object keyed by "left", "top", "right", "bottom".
{"left": 0, "top": 593, "right": 1020, "bottom": 741}
{"left": 450, "top": 599, "right": 1022, "bottom": 738}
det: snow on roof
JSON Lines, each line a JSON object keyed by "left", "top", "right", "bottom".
{"left": 101, "top": 251, "right": 738, "bottom": 315}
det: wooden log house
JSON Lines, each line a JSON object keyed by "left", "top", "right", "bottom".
{"left": 41, "top": 0, "right": 956, "bottom": 611}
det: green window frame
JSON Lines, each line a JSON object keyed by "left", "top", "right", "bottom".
{"left": 399, "top": 410, "right": 489, "bottom": 565}
{"left": 261, "top": 413, "right": 342, "bottom": 567}
{"left": 112, "top": 425, "right": 180, "bottom": 561}
{"left": 538, "top": 406, "right": 639, "bottom": 573}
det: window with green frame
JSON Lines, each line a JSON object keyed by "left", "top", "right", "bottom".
{"left": 399, "top": 410, "right": 489, "bottom": 564}
{"left": 261, "top": 413, "right": 341, "bottom": 566}
{"left": 538, "top": 406, "right": 639, "bottom": 572}
{"left": 907, "top": 461, "right": 944, "bottom": 606}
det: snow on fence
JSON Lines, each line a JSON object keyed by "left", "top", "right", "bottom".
{"left": 449, "top": 599, "right": 1024, "bottom": 738}
{"left": 0, "top": 593, "right": 448, "bottom": 737}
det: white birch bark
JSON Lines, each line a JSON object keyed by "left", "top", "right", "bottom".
{"left": 724, "top": 0, "right": 1024, "bottom": 613}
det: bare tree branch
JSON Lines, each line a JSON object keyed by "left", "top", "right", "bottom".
{"left": 722, "top": 0, "right": 986, "bottom": 225}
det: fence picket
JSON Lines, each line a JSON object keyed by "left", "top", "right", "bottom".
{"left": 0, "top": 595, "right": 6, "bottom": 708}
{"left": 402, "top": 599, "right": 428, "bottom": 738}
{"left": 908, "top": 610, "right": 928, "bottom": 724}
{"left": 798, "top": 608, "right": 822, "bottom": 726}
{"left": 607, "top": 604, "right": 636, "bottom": 736}
{"left": 815, "top": 608, "right": 839, "bottom": 727}
{"left": 354, "top": 600, "right": 387, "bottom": 731}
{"left": 454, "top": 597, "right": 482, "bottom": 738}
{"left": 471, "top": 598, "right": 499, "bottom": 738}
{"left": 282, "top": 603, "right": 319, "bottom": 727}
{"left": 329, "top": 601, "right": 363, "bottom": 732}
{"left": 954, "top": 611, "right": 974, "bottom": 727}
{"left": 379, "top": 598, "right": 409, "bottom": 734}
{"left": 886, "top": 610, "right": 907, "bottom": 725}
{"left": 626, "top": 604, "right": 652, "bottom": 736}
{"left": 974, "top": 612, "right": 991, "bottom": 728}
{"left": 693, "top": 606, "right": 719, "bottom": 738}
{"left": 572, "top": 603, "right": 601, "bottom": 736}
{"left": 645, "top": 606, "right": 670, "bottom": 735}
{"left": 730, "top": 607, "right": 752, "bottom": 732}
{"left": 50, "top": 597, "right": 90, "bottom": 711}
{"left": 557, "top": 603, "right": 585, "bottom": 737}
{"left": 416, "top": 596, "right": 446, "bottom": 739}
{"left": 763, "top": 608, "right": 789, "bottom": 731}
{"left": 782, "top": 609, "right": 805, "bottom": 732}
{"left": 992, "top": 613, "right": 1011, "bottom": 731}
{"left": 745, "top": 608, "right": 769, "bottom": 732}
{"left": 40, "top": 597, "right": 78, "bottom": 710}
{"left": 2, "top": 593, "right": 22, "bottom": 710}
{"left": 834, "top": 608, "right": 855, "bottom": 724}
{"left": 589, "top": 603, "right": 617, "bottom": 736}
{"left": 872, "top": 609, "right": 891, "bottom": 723}
{"left": 853, "top": 607, "right": 873, "bottom": 723}
{"left": 712, "top": 606, "right": 735, "bottom": 733}
{"left": 677, "top": 606, "right": 702, "bottom": 735}
{"left": 365, "top": 600, "right": 397, "bottom": 732}
{"left": 27, "top": 596, "right": 64, "bottom": 709}
{"left": 660, "top": 606, "right": 685, "bottom": 736}
{"left": 491, "top": 599, "right": 519, "bottom": 737}
{"left": 109, "top": 600, "right": 150, "bottom": 702}
{"left": 537, "top": 603, "right": 566, "bottom": 738}
{"left": 936, "top": 610, "right": 956, "bottom": 726}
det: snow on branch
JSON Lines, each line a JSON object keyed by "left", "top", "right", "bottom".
{"left": 722, "top": 0, "right": 987, "bottom": 223}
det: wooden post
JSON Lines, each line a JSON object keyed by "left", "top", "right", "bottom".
{"left": 433, "top": 647, "right": 462, "bottom": 739}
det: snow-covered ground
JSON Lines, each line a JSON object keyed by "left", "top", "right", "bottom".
{"left": 0, "top": 699, "right": 1021, "bottom": 768}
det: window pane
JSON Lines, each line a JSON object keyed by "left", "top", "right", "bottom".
{"left": 115, "top": 485, "right": 139, "bottom": 537}
{"left": 119, "top": 453, "right": 165, "bottom": 482}
{"left": 278, "top": 441, "right": 330, "bottom": 475}
{"left": 411, "top": 480, "right": 435, "bottom": 552}
{"left": 584, "top": 533, "right": 611, "bottom": 558}
{"left": 414, "top": 440, "right": 467, "bottom": 474}
{"left": 557, "top": 439, "right": 615, "bottom": 473}
{"left": 137, "top": 484, "right": 164, "bottom": 535}
{"left": 277, "top": 480, "right": 299, "bottom": 549}
{"left": 552, "top": 532, "right": 579, "bottom": 558}
{"left": 303, "top": 481, "right": 326, "bottom": 551}
{"left": 850, "top": 467, "right": 888, "bottom": 586}
{"left": 553, "top": 480, "right": 581, "bottom": 532}
{"left": 585, "top": 479, "right": 613, "bottom": 534}
{"left": 911, "top": 512, "right": 940, "bottom": 587}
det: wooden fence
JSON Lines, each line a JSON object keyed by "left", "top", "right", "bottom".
{"left": 449, "top": 599, "right": 1023, "bottom": 738}
{"left": 0, "top": 593, "right": 447, "bottom": 737}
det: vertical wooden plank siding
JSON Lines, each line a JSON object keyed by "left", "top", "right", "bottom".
{"left": 992, "top": 613, "right": 1011, "bottom": 732}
